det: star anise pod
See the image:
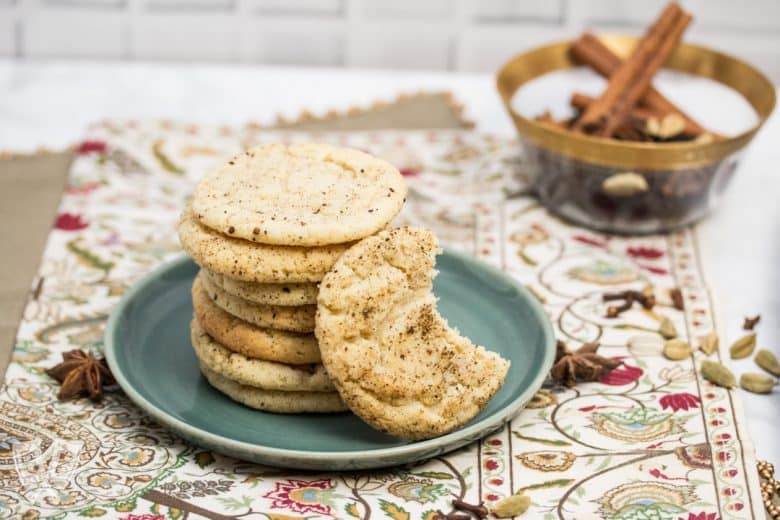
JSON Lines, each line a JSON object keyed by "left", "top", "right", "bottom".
{"left": 550, "top": 340, "right": 622, "bottom": 387}
{"left": 45, "top": 349, "right": 115, "bottom": 402}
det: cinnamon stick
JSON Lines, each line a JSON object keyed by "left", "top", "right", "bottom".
{"left": 571, "top": 4, "right": 680, "bottom": 132}
{"left": 570, "top": 32, "right": 709, "bottom": 137}
{"left": 571, "top": 92, "right": 661, "bottom": 123}
{"left": 572, "top": 3, "right": 692, "bottom": 137}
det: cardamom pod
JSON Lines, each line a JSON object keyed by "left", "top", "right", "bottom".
{"left": 755, "top": 349, "right": 780, "bottom": 377}
{"left": 701, "top": 360, "right": 736, "bottom": 389}
{"left": 699, "top": 331, "right": 719, "bottom": 355}
{"left": 663, "top": 339, "right": 692, "bottom": 360}
{"left": 739, "top": 372, "right": 778, "bottom": 394}
{"left": 659, "top": 316, "right": 677, "bottom": 339}
{"left": 729, "top": 333, "right": 756, "bottom": 359}
{"left": 601, "top": 172, "right": 649, "bottom": 197}
{"left": 627, "top": 335, "right": 664, "bottom": 356}
{"left": 492, "top": 494, "right": 531, "bottom": 518}
{"left": 646, "top": 113, "right": 686, "bottom": 139}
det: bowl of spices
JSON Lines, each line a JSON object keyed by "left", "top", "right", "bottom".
{"left": 496, "top": 2, "right": 775, "bottom": 234}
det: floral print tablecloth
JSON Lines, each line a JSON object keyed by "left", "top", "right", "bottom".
{"left": 0, "top": 120, "right": 764, "bottom": 519}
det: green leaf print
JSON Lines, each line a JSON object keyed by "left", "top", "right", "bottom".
{"left": 413, "top": 471, "right": 454, "bottom": 480}
{"left": 67, "top": 239, "right": 115, "bottom": 273}
{"left": 167, "top": 507, "right": 184, "bottom": 519}
{"left": 114, "top": 499, "right": 136, "bottom": 512}
{"left": 194, "top": 451, "right": 215, "bottom": 468}
{"left": 152, "top": 140, "right": 185, "bottom": 175}
{"left": 379, "top": 499, "right": 410, "bottom": 520}
{"left": 513, "top": 432, "right": 571, "bottom": 446}
{"left": 517, "top": 479, "right": 574, "bottom": 493}
{"left": 345, "top": 502, "right": 361, "bottom": 518}
{"left": 216, "top": 495, "right": 253, "bottom": 511}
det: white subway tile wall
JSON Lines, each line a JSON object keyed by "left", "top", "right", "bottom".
{"left": 568, "top": 0, "right": 670, "bottom": 27}
{"left": 0, "top": 13, "right": 14, "bottom": 56}
{"left": 1, "top": 0, "right": 778, "bottom": 82}
{"left": 471, "top": 0, "right": 563, "bottom": 23}
{"left": 253, "top": 0, "right": 342, "bottom": 16}
{"left": 132, "top": 14, "right": 239, "bottom": 60}
{"left": 23, "top": 10, "right": 125, "bottom": 58}
{"left": 361, "top": 0, "right": 451, "bottom": 20}
{"left": 256, "top": 19, "right": 343, "bottom": 65}
{"left": 146, "top": 1, "right": 235, "bottom": 11}
{"left": 346, "top": 23, "right": 453, "bottom": 69}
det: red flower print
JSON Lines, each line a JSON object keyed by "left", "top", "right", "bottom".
{"left": 263, "top": 479, "right": 334, "bottom": 516}
{"left": 578, "top": 405, "right": 611, "bottom": 412}
{"left": 650, "top": 468, "right": 686, "bottom": 481}
{"left": 573, "top": 235, "right": 608, "bottom": 248}
{"left": 399, "top": 167, "right": 420, "bottom": 177}
{"left": 76, "top": 140, "right": 108, "bottom": 155}
{"left": 484, "top": 459, "right": 499, "bottom": 471}
{"left": 649, "top": 468, "right": 669, "bottom": 480}
{"left": 488, "top": 439, "right": 502, "bottom": 446}
{"left": 659, "top": 392, "right": 700, "bottom": 412}
{"left": 627, "top": 246, "right": 664, "bottom": 259}
{"left": 639, "top": 264, "right": 669, "bottom": 275}
{"left": 599, "top": 364, "right": 643, "bottom": 385}
{"left": 54, "top": 212, "right": 89, "bottom": 231}
{"left": 486, "top": 493, "right": 499, "bottom": 501}
{"left": 679, "top": 512, "right": 719, "bottom": 520}
{"left": 646, "top": 440, "right": 672, "bottom": 449}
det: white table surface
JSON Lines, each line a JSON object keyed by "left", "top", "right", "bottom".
{"left": 1, "top": 59, "right": 778, "bottom": 465}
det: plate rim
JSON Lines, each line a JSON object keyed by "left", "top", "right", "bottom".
{"left": 105, "top": 250, "right": 556, "bottom": 464}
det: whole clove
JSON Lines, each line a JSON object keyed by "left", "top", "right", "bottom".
{"left": 606, "top": 294, "right": 634, "bottom": 318}
{"left": 743, "top": 315, "right": 761, "bottom": 330}
{"left": 603, "top": 289, "right": 655, "bottom": 318}
{"left": 432, "top": 512, "right": 470, "bottom": 520}
{"left": 669, "top": 288, "right": 684, "bottom": 310}
{"left": 452, "top": 498, "right": 489, "bottom": 519}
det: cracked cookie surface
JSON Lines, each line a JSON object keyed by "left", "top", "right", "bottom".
{"left": 315, "top": 226, "right": 510, "bottom": 440}
{"left": 191, "top": 143, "right": 407, "bottom": 246}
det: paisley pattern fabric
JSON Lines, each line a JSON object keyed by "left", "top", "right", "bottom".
{"left": 0, "top": 120, "right": 762, "bottom": 519}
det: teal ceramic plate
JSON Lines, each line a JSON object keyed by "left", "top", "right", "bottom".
{"left": 105, "top": 251, "right": 555, "bottom": 470}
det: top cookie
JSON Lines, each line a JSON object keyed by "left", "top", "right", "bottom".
{"left": 315, "top": 227, "right": 510, "bottom": 440}
{"left": 191, "top": 143, "right": 407, "bottom": 246}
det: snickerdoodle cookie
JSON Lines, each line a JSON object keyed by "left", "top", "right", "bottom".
{"left": 315, "top": 227, "right": 510, "bottom": 440}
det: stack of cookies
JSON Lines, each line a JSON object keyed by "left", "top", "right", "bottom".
{"left": 178, "top": 143, "right": 407, "bottom": 413}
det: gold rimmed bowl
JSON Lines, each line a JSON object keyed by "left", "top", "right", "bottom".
{"left": 497, "top": 35, "right": 776, "bottom": 234}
